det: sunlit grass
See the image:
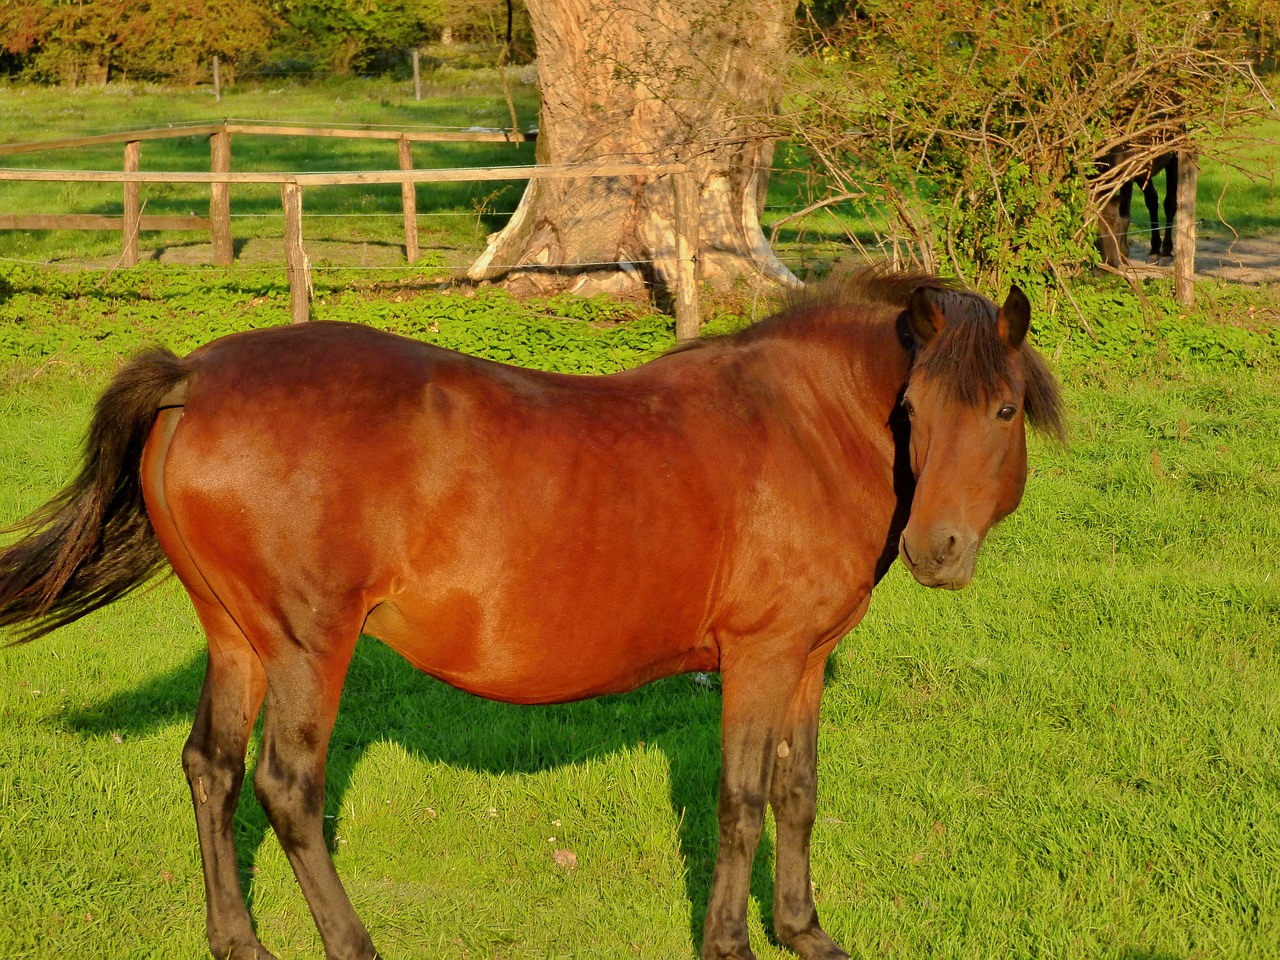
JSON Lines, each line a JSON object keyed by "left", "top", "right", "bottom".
{"left": 1, "top": 293, "right": 1278, "bottom": 958}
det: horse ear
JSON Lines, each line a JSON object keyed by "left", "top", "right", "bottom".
{"left": 907, "top": 287, "right": 945, "bottom": 344}
{"left": 998, "top": 286, "right": 1031, "bottom": 348}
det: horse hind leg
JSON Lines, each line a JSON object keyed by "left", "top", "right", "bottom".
{"left": 249, "top": 607, "right": 378, "bottom": 960}
{"left": 769, "top": 651, "right": 847, "bottom": 960}
{"left": 1115, "top": 181, "right": 1134, "bottom": 263}
{"left": 182, "top": 598, "right": 273, "bottom": 960}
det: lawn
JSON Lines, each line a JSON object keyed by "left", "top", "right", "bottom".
{"left": 1, "top": 256, "right": 1278, "bottom": 958}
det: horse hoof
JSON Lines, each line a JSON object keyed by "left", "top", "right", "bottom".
{"left": 216, "top": 941, "right": 278, "bottom": 960}
{"left": 778, "top": 925, "right": 850, "bottom": 960}
{"left": 701, "top": 936, "right": 758, "bottom": 960}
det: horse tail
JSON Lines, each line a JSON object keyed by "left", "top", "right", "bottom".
{"left": 0, "top": 348, "right": 189, "bottom": 644}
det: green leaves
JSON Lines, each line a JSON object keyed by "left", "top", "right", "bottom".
{"left": 0, "top": 264, "right": 677, "bottom": 374}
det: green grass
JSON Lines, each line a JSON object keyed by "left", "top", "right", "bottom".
{"left": 1, "top": 270, "right": 1279, "bottom": 958}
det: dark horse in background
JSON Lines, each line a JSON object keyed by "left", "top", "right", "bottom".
{"left": 0, "top": 267, "right": 1063, "bottom": 960}
{"left": 1095, "top": 146, "right": 1178, "bottom": 268}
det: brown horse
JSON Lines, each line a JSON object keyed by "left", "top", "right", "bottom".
{"left": 0, "top": 268, "right": 1063, "bottom": 960}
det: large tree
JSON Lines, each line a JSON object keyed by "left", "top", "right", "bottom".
{"left": 467, "top": 0, "right": 797, "bottom": 299}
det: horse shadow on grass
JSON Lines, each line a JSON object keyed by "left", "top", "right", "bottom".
{"left": 66, "top": 635, "right": 784, "bottom": 956}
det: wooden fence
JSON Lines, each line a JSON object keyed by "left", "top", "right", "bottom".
{"left": 0, "top": 122, "right": 702, "bottom": 337}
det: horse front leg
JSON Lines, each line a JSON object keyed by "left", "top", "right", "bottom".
{"left": 1161, "top": 155, "right": 1178, "bottom": 261}
{"left": 770, "top": 650, "right": 848, "bottom": 960}
{"left": 1142, "top": 177, "right": 1162, "bottom": 264}
{"left": 182, "top": 600, "right": 272, "bottom": 960}
{"left": 701, "top": 649, "right": 807, "bottom": 960}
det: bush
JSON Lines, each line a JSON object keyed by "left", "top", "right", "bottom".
{"left": 781, "top": 0, "right": 1278, "bottom": 291}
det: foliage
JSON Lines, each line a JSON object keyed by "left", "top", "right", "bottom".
{"left": 439, "top": 0, "right": 535, "bottom": 57}
{"left": 268, "top": 0, "right": 446, "bottom": 74}
{"left": 0, "top": 0, "right": 278, "bottom": 84}
{"left": 0, "top": 264, "right": 678, "bottom": 374}
{"left": 782, "top": 0, "right": 1278, "bottom": 290}
{"left": 1035, "top": 277, "right": 1280, "bottom": 370}
{"left": 0, "top": 261, "right": 1275, "bottom": 384}
{"left": 0, "top": 0, "right": 528, "bottom": 82}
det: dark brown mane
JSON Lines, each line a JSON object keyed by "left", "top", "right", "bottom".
{"left": 909, "top": 284, "right": 1066, "bottom": 441}
{"left": 783, "top": 262, "right": 961, "bottom": 312}
{"left": 667, "top": 264, "right": 954, "bottom": 353}
{"left": 679, "top": 263, "right": 1065, "bottom": 440}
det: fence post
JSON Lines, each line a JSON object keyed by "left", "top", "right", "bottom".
{"left": 398, "top": 137, "right": 419, "bottom": 263}
{"left": 281, "top": 181, "right": 312, "bottom": 323}
{"left": 210, "top": 127, "right": 233, "bottom": 265}
{"left": 1174, "top": 150, "right": 1197, "bottom": 307}
{"left": 122, "top": 140, "right": 140, "bottom": 267}
{"left": 672, "top": 168, "right": 700, "bottom": 341}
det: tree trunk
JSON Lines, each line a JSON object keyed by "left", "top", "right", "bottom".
{"left": 468, "top": 0, "right": 796, "bottom": 299}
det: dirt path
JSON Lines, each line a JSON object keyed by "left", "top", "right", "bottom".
{"left": 1195, "top": 231, "right": 1280, "bottom": 285}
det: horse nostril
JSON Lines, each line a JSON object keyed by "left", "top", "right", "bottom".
{"left": 899, "top": 535, "right": 916, "bottom": 567}
{"left": 937, "top": 533, "right": 960, "bottom": 564}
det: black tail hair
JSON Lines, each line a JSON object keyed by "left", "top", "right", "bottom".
{"left": 0, "top": 348, "right": 187, "bottom": 643}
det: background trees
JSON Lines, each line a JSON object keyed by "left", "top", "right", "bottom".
{"left": 270, "top": 0, "right": 444, "bottom": 75}
{"left": 0, "top": 0, "right": 278, "bottom": 84}
{"left": 0, "top": 0, "right": 528, "bottom": 83}
{"left": 1, "top": 0, "right": 1274, "bottom": 296}
{"left": 780, "top": 0, "right": 1279, "bottom": 289}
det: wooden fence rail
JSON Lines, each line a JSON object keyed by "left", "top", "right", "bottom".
{"left": 0, "top": 121, "right": 531, "bottom": 157}
{"left": 0, "top": 121, "right": 700, "bottom": 332}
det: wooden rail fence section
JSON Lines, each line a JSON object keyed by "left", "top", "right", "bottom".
{"left": 0, "top": 122, "right": 701, "bottom": 334}
{"left": 0, "top": 120, "right": 533, "bottom": 258}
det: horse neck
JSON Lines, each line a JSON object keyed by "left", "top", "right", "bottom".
{"left": 744, "top": 308, "right": 911, "bottom": 462}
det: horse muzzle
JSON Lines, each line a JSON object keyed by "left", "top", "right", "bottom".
{"left": 898, "top": 528, "right": 979, "bottom": 590}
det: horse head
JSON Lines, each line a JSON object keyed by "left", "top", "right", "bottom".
{"left": 897, "top": 284, "right": 1062, "bottom": 589}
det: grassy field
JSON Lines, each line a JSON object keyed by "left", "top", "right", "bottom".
{"left": 1, "top": 74, "right": 1279, "bottom": 960}
{"left": 1, "top": 263, "right": 1279, "bottom": 959}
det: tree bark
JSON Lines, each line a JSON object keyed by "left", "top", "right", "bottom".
{"left": 468, "top": 0, "right": 796, "bottom": 299}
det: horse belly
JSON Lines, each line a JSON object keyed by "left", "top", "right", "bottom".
{"left": 363, "top": 577, "right": 720, "bottom": 705}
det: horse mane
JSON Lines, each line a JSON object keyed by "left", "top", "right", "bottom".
{"left": 677, "top": 263, "right": 1066, "bottom": 440}
{"left": 906, "top": 283, "right": 1066, "bottom": 442}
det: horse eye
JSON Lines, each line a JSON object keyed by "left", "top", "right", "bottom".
{"left": 997, "top": 404, "right": 1017, "bottom": 422}
{"left": 903, "top": 398, "right": 916, "bottom": 418}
